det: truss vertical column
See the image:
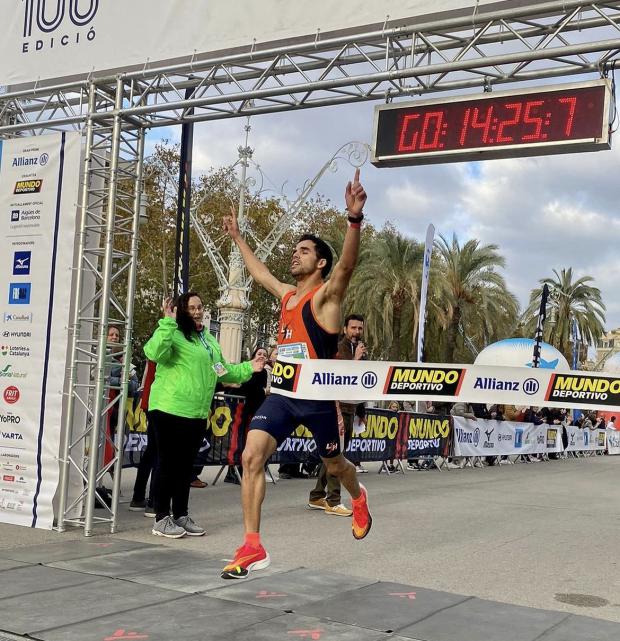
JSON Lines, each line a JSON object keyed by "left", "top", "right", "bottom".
{"left": 56, "top": 77, "right": 142, "bottom": 535}
{"left": 56, "top": 82, "right": 98, "bottom": 532}
{"left": 109, "top": 125, "right": 145, "bottom": 533}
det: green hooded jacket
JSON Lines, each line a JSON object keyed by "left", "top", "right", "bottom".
{"left": 144, "top": 317, "right": 253, "bottom": 419}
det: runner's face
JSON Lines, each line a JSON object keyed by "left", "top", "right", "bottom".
{"left": 290, "top": 240, "right": 323, "bottom": 278}
{"left": 344, "top": 320, "right": 364, "bottom": 341}
{"left": 187, "top": 296, "right": 204, "bottom": 328}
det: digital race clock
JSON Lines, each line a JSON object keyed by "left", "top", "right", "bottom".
{"left": 371, "top": 80, "right": 612, "bottom": 166}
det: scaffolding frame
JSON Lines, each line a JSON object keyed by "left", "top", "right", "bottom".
{"left": 1, "top": 0, "right": 619, "bottom": 534}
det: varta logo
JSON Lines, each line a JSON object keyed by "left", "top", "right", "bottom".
{"left": 1, "top": 432, "right": 23, "bottom": 440}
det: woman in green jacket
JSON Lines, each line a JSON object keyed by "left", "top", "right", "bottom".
{"left": 144, "top": 291, "right": 265, "bottom": 539}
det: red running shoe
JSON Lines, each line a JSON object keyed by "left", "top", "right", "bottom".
{"left": 221, "top": 542, "right": 270, "bottom": 580}
{"left": 352, "top": 483, "right": 372, "bottom": 540}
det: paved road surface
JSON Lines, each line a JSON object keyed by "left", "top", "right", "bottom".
{"left": 1, "top": 455, "right": 618, "bottom": 623}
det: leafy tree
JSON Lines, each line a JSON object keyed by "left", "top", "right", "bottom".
{"left": 522, "top": 267, "right": 606, "bottom": 363}
{"left": 434, "top": 234, "right": 519, "bottom": 363}
{"left": 347, "top": 225, "right": 422, "bottom": 360}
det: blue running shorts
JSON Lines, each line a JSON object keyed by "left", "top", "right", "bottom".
{"left": 249, "top": 394, "right": 343, "bottom": 458}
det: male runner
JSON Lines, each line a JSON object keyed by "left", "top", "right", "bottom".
{"left": 220, "top": 169, "right": 371, "bottom": 580}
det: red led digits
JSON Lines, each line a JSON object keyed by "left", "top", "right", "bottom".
{"left": 558, "top": 96, "right": 577, "bottom": 136}
{"left": 374, "top": 81, "right": 608, "bottom": 165}
{"left": 521, "top": 100, "right": 545, "bottom": 141}
{"left": 469, "top": 106, "right": 494, "bottom": 144}
{"left": 398, "top": 114, "right": 421, "bottom": 152}
{"left": 496, "top": 102, "right": 522, "bottom": 143}
{"left": 419, "top": 111, "right": 445, "bottom": 150}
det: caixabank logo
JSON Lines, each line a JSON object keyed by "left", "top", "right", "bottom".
{"left": 383, "top": 366, "right": 466, "bottom": 396}
{"left": 545, "top": 373, "right": 620, "bottom": 406}
{"left": 270, "top": 361, "right": 301, "bottom": 393}
{"left": 21, "top": 0, "right": 99, "bottom": 55}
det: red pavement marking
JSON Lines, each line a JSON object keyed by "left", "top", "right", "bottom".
{"left": 256, "top": 590, "right": 287, "bottom": 598}
{"left": 389, "top": 592, "right": 417, "bottom": 600}
{"left": 288, "top": 630, "right": 323, "bottom": 640}
{"left": 103, "top": 630, "right": 149, "bottom": 640}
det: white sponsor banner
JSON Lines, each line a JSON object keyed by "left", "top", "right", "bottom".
{"left": 452, "top": 417, "right": 564, "bottom": 456}
{"left": 271, "top": 358, "right": 620, "bottom": 411}
{"left": 606, "top": 429, "right": 620, "bottom": 455}
{"left": 564, "top": 426, "right": 606, "bottom": 452}
{"left": 2, "top": 0, "right": 545, "bottom": 88}
{"left": 0, "top": 132, "right": 80, "bottom": 528}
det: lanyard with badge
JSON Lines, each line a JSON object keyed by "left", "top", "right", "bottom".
{"left": 197, "top": 330, "right": 228, "bottom": 377}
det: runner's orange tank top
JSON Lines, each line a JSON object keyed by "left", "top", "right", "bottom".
{"left": 277, "top": 285, "right": 338, "bottom": 359}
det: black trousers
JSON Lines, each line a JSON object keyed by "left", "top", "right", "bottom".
{"left": 150, "top": 410, "right": 206, "bottom": 521}
{"left": 132, "top": 412, "right": 157, "bottom": 505}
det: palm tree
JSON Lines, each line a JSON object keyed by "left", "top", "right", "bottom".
{"left": 522, "top": 268, "right": 606, "bottom": 363}
{"left": 347, "top": 227, "right": 423, "bottom": 360}
{"left": 434, "top": 234, "right": 519, "bottom": 363}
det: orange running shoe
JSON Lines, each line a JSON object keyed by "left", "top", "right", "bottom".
{"left": 352, "top": 483, "right": 372, "bottom": 540}
{"left": 221, "top": 542, "right": 270, "bottom": 580}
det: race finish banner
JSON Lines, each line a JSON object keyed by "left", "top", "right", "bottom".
{"left": 452, "top": 417, "right": 564, "bottom": 456}
{"left": 0, "top": 133, "right": 80, "bottom": 528}
{"left": 270, "top": 358, "right": 620, "bottom": 411}
{"left": 2, "top": 0, "right": 536, "bottom": 88}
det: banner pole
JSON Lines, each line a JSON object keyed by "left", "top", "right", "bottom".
{"left": 173, "top": 87, "right": 194, "bottom": 297}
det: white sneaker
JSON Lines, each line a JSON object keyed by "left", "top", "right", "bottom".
{"left": 445, "top": 462, "right": 460, "bottom": 469}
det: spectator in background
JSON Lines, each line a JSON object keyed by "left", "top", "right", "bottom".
{"left": 608, "top": 416, "right": 617, "bottom": 430}
{"left": 224, "top": 347, "right": 270, "bottom": 485}
{"left": 308, "top": 314, "right": 367, "bottom": 514}
{"left": 486, "top": 404, "right": 505, "bottom": 466}
{"left": 382, "top": 400, "right": 401, "bottom": 474}
{"left": 144, "top": 292, "right": 265, "bottom": 539}
{"left": 129, "top": 361, "right": 157, "bottom": 517}
{"left": 448, "top": 402, "right": 478, "bottom": 469}
{"left": 105, "top": 325, "right": 139, "bottom": 483}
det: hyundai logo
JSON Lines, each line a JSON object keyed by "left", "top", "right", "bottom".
{"left": 361, "top": 371, "right": 378, "bottom": 389}
{"left": 523, "top": 378, "right": 540, "bottom": 395}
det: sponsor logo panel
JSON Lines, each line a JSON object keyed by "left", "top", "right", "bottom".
{"left": 14, "top": 180, "right": 43, "bottom": 194}
{"left": 3, "top": 387, "right": 20, "bottom": 404}
{"left": 8, "top": 283, "right": 32, "bottom": 305}
{"left": 546, "top": 374, "right": 620, "bottom": 406}
{"left": 384, "top": 366, "right": 465, "bottom": 395}
{"left": 270, "top": 361, "right": 301, "bottom": 393}
{"left": 12, "top": 251, "right": 31, "bottom": 275}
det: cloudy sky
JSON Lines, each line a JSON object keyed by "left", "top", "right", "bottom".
{"left": 146, "top": 89, "right": 620, "bottom": 332}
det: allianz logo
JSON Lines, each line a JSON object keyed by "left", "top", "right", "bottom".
{"left": 311, "top": 371, "right": 378, "bottom": 389}
{"left": 474, "top": 376, "right": 539, "bottom": 395}
{"left": 456, "top": 427, "right": 480, "bottom": 446}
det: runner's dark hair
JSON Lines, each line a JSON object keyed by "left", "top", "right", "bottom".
{"left": 297, "top": 233, "right": 333, "bottom": 278}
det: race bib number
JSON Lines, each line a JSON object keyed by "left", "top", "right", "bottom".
{"left": 277, "top": 342, "right": 310, "bottom": 359}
